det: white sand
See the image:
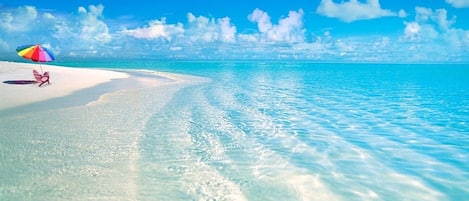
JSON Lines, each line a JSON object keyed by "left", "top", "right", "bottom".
{"left": 0, "top": 61, "right": 129, "bottom": 110}
{"left": 0, "top": 61, "right": 213, "bottom": 200}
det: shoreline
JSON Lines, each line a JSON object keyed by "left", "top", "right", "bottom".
{"left": 0, "top": 61, "right": 205, "bottom": 111}
{"left": 0, "top": 61, "right": 128, "bottom": 110}
{"left": 0, "top": 60, "right": 209, "bottom": 199}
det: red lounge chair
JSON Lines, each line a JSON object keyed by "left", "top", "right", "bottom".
{"left": 33, "top": 69, "right": 50, "bottom": 87}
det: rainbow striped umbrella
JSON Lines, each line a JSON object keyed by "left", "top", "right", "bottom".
{"left": 16, "top": 44, "right": 55, "bottom": 62}
{"left": 16, "top": 44, "right": 55, "bottom": 72}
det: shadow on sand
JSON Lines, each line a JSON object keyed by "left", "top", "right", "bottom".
{"left": 3, "top": 80, "right": 37, "bottom": 85}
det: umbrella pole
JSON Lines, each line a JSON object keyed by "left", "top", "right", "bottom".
{"left": 39, "top": 63, "right": 44, "bottom": 74}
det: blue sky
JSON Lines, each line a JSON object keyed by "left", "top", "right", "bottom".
{"left": 1, "top": 0, "right": 468, "bottom": 62}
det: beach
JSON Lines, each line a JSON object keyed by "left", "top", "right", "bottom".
{"left": 0, "top": 61, "right": 210, "bottom": 200}
{"left": 0, "top": 61, "right": 203, "bottom": 110}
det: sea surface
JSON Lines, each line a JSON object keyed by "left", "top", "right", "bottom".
{"left": 1, "top": 61, "right": 468, "bottom": 200}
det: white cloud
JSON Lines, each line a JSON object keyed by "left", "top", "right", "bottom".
{"left": 238, "top": 33, "right": 258, "bottom": 43}
{"left": 218, "top": 17, "right": 237, "bottom": 43}
{"left": 414, "top": 7, "right": 432, "bottom": 22}
{"left": 43, "top": 12, "right": 55, "bottom": 20}
{"left": 170, "top": 46, "right": 182, "bottom": 51}
{"left": 402, "top": 7, "right": 468, "bottom": 50}
{"left": 186, "top": 13, "right": 221, "bottom": 42}
{"left": 316, "top": 0, "right": 397, "bottom": 22}
{"left": 122, "top": 18, "right": 184, "bottom": 41}
{"left": 446, "top": 0, "right": 469, "bottom": 8}
{"left": 411, "top": 7, "right": 456, "bottom": 31}
{"left": 434, "top": 9, "right": 455, "bottom": 31}
{"left": 413, "top": 7, "right": 457, "bottom": 32}
{"left": 248, "top": 9, "right": 272, "bottom": 33}
{"left": 398, "top": 9, "right": 408, "bottom": 18}
{"left": 0, "top": 6, "right": 38, "bottom": 32}
{"left": 273, "top": 9, "right": 305, "bottom": 42}
{"left": 77, "top": 4, "right": 112, "bottom": 43}
{"left": 120, "top": 12, "right": 238, "bottom": 58}
{"left": 374, "top": 37, "right": 391, "bottom": 49}
{"left": 404, "top": 22, "right": 422, "bottom": 41}
{"left": 45, "top": 4, "right": 116, "bottom": 56}
{"left": 52, "top": 19, "right": 75, "bottom": 42}
{"left": 185, "top": 13, "right": 238, "bottom": 43}
{"left": 248, "top": 8, "right": 305, "bottom": 43}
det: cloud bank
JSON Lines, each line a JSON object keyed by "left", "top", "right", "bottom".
{"left": 316, "top": 0, "right": 398, "bottom": 22}
{"left": 0, "top": 3, "right": 468, "bottom": 62}
{"left": 403, "top": 7, "right": 468, "bottom": 45}
{"left": 446, "top": 0, "right": 469, "bottom": 8}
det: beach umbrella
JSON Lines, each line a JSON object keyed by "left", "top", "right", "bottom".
{"left": 16, "top": 44, "right": 55, "bottom": 72}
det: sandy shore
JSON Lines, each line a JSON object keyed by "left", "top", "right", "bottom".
{"left": 0, "top": 61, "right": 182, "bottom": 110}
{"left": 0, "top": 61, "right": 210, "bottom": 200}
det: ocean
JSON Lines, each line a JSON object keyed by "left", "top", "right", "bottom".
{"left": 1, "top": 61, "right": 468, "bottom": 200}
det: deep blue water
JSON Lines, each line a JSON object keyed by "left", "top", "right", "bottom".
{"left": 7, "top": 61, "right": 469, "bottom": 200}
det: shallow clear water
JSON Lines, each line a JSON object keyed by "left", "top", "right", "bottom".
{"left": 1, "top": 61, "right": 468, "bottom": 200}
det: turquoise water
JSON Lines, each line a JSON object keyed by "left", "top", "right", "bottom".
{"left": 2, "top": 61, "right": 469, "bottom": 200}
